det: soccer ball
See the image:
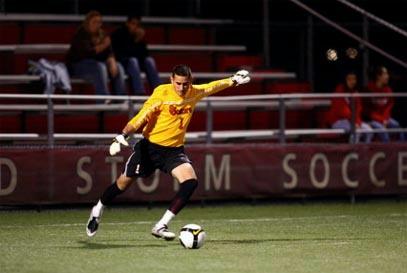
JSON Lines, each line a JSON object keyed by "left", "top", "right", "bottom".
{"left": 179, "top": 224, "right": 206, "bottom": 249}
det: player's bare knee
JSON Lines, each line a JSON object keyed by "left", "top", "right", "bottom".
{"left": 172, "top": 163, "right": 197, "bottom": 182}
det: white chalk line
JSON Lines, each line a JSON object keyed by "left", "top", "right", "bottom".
{"left": 0, "top": 213, "right": 406, "bottom": 229}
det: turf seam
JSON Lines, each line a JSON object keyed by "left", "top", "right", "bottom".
{"left": 1, "top": 213, "right": 406, "bottom": 229}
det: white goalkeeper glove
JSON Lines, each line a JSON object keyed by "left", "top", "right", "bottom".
{"left": 109, "top": 133, "right": 129, "bottom": 156}
{"left": 231, "top": 70, "right": 250, "bottom": 86}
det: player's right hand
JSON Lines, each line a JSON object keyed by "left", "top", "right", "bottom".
{"left": 109, "top": 134, "right": 129, "bottom": 156}
{"left": 231, "top": 70, "right": 250, "bottom": 86}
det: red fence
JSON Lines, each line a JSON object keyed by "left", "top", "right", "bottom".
{"left": 1, "top": 143, "right": 407, "bottom": 204}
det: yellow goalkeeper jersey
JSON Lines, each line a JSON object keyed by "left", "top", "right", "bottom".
{"left": 127, "top": 78, "right": 234, "bottom": 147}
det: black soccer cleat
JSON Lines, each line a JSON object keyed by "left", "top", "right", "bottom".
{"left": 86, "top": 216, "right": 100, "bottom": 237}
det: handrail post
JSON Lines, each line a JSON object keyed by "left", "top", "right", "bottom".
{"left": 73, "top": 0, "right": 79, "bottom": 14}
{"left": 47, "top": 95, "right": 55, "bottom": 147}
{"left": 263, "top": 0, "right": 270, "bottom": 67}
{"left": 278, "top": 97, "right": 286, "bottom": 144}
{"left": 206, "top": 99, "right": 213, "bottom": 144}
{"left": 127, "top": 96, "right": 135, "bottom": 119}
{"left": 362, "top": 15, "right": 369, "bottom": 86}
{"left": 0, "top": 0, "right": 5, "bottom": 13}
{"left": 307, "top": 15, "right": 314, "bottom": 89}
{"left": 350, "top": 95, "right": 357, "bottom": 144}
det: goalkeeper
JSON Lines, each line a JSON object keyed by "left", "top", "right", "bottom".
{"left": 86, "top": 64, "right": 250, "bottom": 240}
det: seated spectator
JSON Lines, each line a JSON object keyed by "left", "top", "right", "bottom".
{"left": 327, "top": 72, "right": 373, "bottom": 143}
{"left": 363, "top": 66, "right": 404, "bottom": 142}
{"left": 111, "top": 14, "right": 161, "bottom": 95}
{"left": 66, "top": 10, "right": 127, "bottom": 100}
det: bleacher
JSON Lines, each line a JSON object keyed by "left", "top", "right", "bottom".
{"left": 0, "top": 13, "right": 320, "bottom": 142}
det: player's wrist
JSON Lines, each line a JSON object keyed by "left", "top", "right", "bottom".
{"left": 110, "top": 133, "right": 130, "bottom": 156}
{"left": 112, "top": 133, "right": 129, "bottom": 144}
{"left": 230, "top": 77, "right": 238, "bottom": 86}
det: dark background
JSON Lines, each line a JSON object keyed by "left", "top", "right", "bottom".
{"left": 1, "top": 0, "right": 406, "bottom": 124}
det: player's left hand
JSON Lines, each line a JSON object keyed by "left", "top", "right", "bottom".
{"left": 231, "top": 70, "right": 250, "bottom": 86}
{"left": 109, "top": 134, "right": 129, "bottom": 156}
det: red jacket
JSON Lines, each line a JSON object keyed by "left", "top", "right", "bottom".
{"left": 327, "top": 84, "right": 362, "bottom": 126}
{"left": 362, "top": 82, "right": 394, "bottom": 123}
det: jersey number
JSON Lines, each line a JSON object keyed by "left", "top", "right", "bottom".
{"left": 179, "top": 117, "right": 185, "bottom": 129}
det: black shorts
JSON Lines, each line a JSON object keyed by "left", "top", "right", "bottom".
{"left": 123, "top": 138, "right": 192, "bottom": 178}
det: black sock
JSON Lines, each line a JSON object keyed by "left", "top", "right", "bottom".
{"left": 100, "top": 182, "right": 124, "bottom": 205}
{"left": 169, "top": 179, "right": 198, "bottom": 214}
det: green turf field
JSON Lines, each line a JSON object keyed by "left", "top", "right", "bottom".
{"left": 0, "top": 201, "right": 406, "bottom": 273}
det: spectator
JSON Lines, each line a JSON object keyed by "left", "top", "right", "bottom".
{"left": 66, "top": 10, "right": 127, "bottom": 100}
{"left": 111, "top": 14, "right": 161, "bottom": 95}
{"left": 327, "top": 72, "right": 373, "bottom": 143}
{"left": 363, "top": 66, "right": 404, "bottom": 142}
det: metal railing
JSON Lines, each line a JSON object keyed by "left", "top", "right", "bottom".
{"left": 0, "top": 13, "right": 233, "bottom": 25}
{"left": 0, "top": 44, "right": 247, "bottom": 54}
{"left": 1, "top": 93, "right": 406, "bottom": 146}
{"left": 335, "top": 0, "right": 407, "bottom": 39}
{"left": 289, "top": 0, "right": 407, "bottom": 70}
{"left": 0, "top": 72, "right": 296, "bottom": 85}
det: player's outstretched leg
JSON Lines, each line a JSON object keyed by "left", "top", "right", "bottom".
{"left": 152, "top": 178, "right": 198, "bottom": 240}
{"left": 86, "top": 181, "right": 125, "bottom": 237}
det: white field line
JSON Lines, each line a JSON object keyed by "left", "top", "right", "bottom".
{"left": 1, "top": 213, "right": 406, "bottom": 229}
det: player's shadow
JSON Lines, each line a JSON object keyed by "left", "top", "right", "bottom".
{"left": 66, "top": 240, "right": 167, "bottom": 249}
{"left": 210, "top": 237, "right": 369, "bottom": 245}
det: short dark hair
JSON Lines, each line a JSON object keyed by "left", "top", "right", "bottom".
{"left": 172, "top": 64, "right": 192, "bottom": 78}
{"left": 370, "top": 66, "right": 387, "bottom": 81}
{"left": 83, "top": 10, "right": 101, "bottom": 27}
{"left": 343, "top": 70, "right": 357, "bottom": 78}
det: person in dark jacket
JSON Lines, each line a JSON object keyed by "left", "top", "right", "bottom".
{"left": 363, "top": 66, "right": 404, "bottom": 142}
{"left": 67, "top": 10, "right": 127, "bottom": 99}
{"left": 111, "top": 14, "right": 161, "bottom": 95}
{"left": 327, "top": 72, "right": 372, "bottom": 143}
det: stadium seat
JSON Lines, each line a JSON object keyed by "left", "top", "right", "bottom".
{"left": 247, "top": 111, "right": 274, "bottom": 129}
{"left": 153, "top": 52, "right": 213, "bottom": 71}
{"left": 266, "top": 82, "right": 311, "bottom": 94}
{"left": 0, "top": 116, "right": 21, "bottom": 133}
{"left": 10, "top": 53, "right": 66, "bottom": 74}
{"left": 0, "top": 15, "right": 304, "bottom": 138}
{"left": 104, "top": 114, "right": 131, "bottom": 133}
{"left": 168, "top": 27, "right": 207, "bottom": 45}
{"left": 54, "top": 115, "right": 100, "bottom": 133}
{"left": 144, "top": 27, "right": 166, "bottom": 44}
{"left": 22, "top": 115, "right": 101, "bottom": 134}
{"left": 217, "top": 55, "right": 263, "bottom": 71}
{"left": 0, "top": 52, "right": 15, "bottom": 73}
{"left": 0, "top": 23, "right": 20, "bottom": 44}
{"left": 213, "top": 111, "right": 246, "bottom": 130}
{"left": 188, "top": 111, "right": 207, "bottom": 131}
{"left": 23, "top": 24, "right": 78, "bottom": 44}
{"left": 212, "top": 81, "right": 263, "bottom": 96}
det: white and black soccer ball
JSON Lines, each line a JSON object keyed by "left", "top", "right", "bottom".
{"left": 179, "top": 224, "right": 206, "bottom": 249}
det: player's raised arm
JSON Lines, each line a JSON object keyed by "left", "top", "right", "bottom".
{"left": 195, "top": 70, "right": 251, "bottom": 98}
{"left": 109, "top": 95, "right": 162, "bottom": 156}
